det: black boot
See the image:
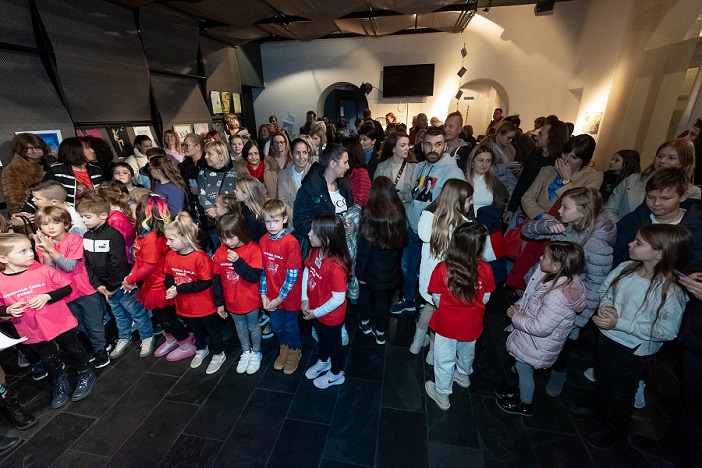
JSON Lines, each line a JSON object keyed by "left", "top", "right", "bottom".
{"left": 0, "top": 435, "right": 20, "bottom": 456}
{"left": 71, "top": 369, "right": 96, "bottom": 402}
{"left": 494, "top": 388, "right": 519, "bottom": 400}
{"left": 51, "top": 374, "right": 70, "bottom": 409}
{"left": 1, "top": 399, "right": 37, "bottom": 431}
{"left": 496, "top": 396, "right": 533, "bottom": 416}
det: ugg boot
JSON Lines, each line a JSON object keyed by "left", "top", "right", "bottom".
{"left": 409, "top": 327, "right": 429, "bottom": 354}
{"left": 72, "top": 368, "right": 96, "bottom": 402}
{"left": 154, "top": 332, "right": 178, "bottom": 357}
{"left": 284, "top": 348, "right": 302, "bottom": 375}
{"left": 166, "top": 334, "right": 197, "bottom": 361}
{"left": 545, "top": 370, "right": 567, "bottom": 397}
{"left": 274, "top": 345, "right": 289, "bottom": 371}
{"left": 51, "top": 374, "right": 70, "bottom": 409}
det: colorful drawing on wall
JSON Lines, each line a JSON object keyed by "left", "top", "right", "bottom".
{"left": 582, "top": 112, "right": 603, "bottom": 135}
{"left": 210, "top": 91, "right": 222, "bottom": 114}
{"left": 75, "top": 128, "right": 102, "bottom": 138}
{"left": 220, "top": 92, "right": 231, "bottom": 113}
{"left": 15, "top": 130, "right": 63, "bottom": 156}
{"left": 107, "top": 127, "right": 133, "bottom": 158}
{"left": 133, "top": 126, "right": 156, "bottom": 145}
{"left": 194, "top": 123, "right": 209, "bottom": 136}
{"left": 173, "top": 124, "right": 193, "bottom": 143}
{"left": 211, "top": 122, "right": 224, "bottom": 137}
{"left": 232, "top": 93, "right": 242, "bottom": 114}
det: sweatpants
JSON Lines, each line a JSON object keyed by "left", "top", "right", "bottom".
{"left": 433, "top": 332, "right": 475, "bottom": 395}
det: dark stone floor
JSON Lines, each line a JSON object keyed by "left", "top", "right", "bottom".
{"left": 0, "top": 288, "right": 681, "bottom": 467}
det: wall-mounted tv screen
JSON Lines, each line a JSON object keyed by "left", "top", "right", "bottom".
{"left": 382, "top": 64, "right": 435, "bottom": 98}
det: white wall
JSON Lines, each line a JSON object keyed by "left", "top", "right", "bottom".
{"left": 254, "top": 3, "right": 586, "bottom": 135}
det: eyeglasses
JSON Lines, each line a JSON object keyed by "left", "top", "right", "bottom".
{"left": 273, "top": 141, "right": 286, "bottom": 146}
{"left": 182, "top": 143, "right": 197, "bottom": 149}
{"left": 26, "top": 146, "right": 43, "bottom": 152}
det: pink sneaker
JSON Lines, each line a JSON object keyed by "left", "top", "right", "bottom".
{"left": 154, "top": 333, "right": 178, "bottom": 357}
{"left": 166, "top": 335, "right": 197, "bottom": 361}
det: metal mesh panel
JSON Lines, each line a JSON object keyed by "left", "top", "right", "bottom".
{"left": 35, "top": 0, "right": 151, "bottom": 123}
{"left": 151, "top": 74, "right": 212, "bottom": 133}
{"left": 139, "top": 4, "right": 200, "bottom": 75}
{"left": 1, "top": 0, "right": 36, "bottom": 47}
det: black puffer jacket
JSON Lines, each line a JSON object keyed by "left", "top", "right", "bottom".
{"left": 293, "top": 162, "right": 354, "bottom": 236}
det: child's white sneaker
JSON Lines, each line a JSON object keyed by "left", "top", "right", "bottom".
{"left": 305, "top": 359, "right": 331, "bottom": 380}
{"left": 190, "top": 347, "right": 209, "bottom": 368}
{"left": 246, "top": 352, "right": 262, "bottom": 375}
{"left": 236, "top": 351, "right": 252, "bottom": 374}
{"left": 206, "top": 352, "right": 226, "bottom": 375}
{"left": 313, "top": 370, "right": 345, "bottom": 389}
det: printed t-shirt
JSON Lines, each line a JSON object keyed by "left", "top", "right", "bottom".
{"left": 164, "top": 250, "right": 216, "bottom": 318}
{"left": 50, "top": 233, "right": 97, "bottom": 302}
{"left": 127, "top": 231, "right": 171, "bottom": 310}
{"left": 259, "top": 233, "right": 302, "bottom": 311}
{"left": 428, "top": 261, "right": 495, "bottom": 341}
{"left": 0, "top": 265, "right": 77, "bottom": 344}
{"left": 213, "top": 242, "right": 263, "bottom": 314}
{"left": 305, "top": 248, "right": 347, "bottom": 326}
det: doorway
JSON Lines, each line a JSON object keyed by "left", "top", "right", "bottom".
{"left": 320, "top": 83, "right": 369, "bottom": 133}
{"left": 453, "top": 79, "right": 509, "bottom": 138}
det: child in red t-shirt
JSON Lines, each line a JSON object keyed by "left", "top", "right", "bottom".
{"left": 213, "top": 214, "right": 264, "bottom": 375}
{"left": 164, "top": 212, "right": 226, "bottom": 375}
{"left": 259, "top": 199, "right": 303, "bottom": 375}
{"left": 302, "top": 215, "right": 352, "bottom": 389}
{"left": 425, "top": 222, "right": 496, "bottom": 411}
{"left": 34, "top": 206, "right": 109, "bottom": 368}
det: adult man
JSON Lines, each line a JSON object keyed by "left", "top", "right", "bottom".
{"left": 485, "top": 108, "right": 505, "bottom": 136}
{"left": 443, "top": 111, "right": 472, "bottom": 172}
{"left": 409, "top": 113, "right": 429, "bottom": 144}
{"left": 222, "top": 113, "right": 250, "bottom": 140}
{"left": 390, "top": 126, "right": 465, "bottom": 314}
{"left": 504, "top": 115, "right": 535, "bottom": 163}
{"left": 300, "top": 110, "right": 316, "bottom": 135}
{"left": 362, "top": 108, "right": 385, "bottom": 149}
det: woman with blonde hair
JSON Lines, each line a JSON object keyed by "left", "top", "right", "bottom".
{"left": 309, "top": 121, "right": 327, "bottom": 164}
{"left": 234, "top": 174, "right": 268, "bottom": 242}
{"left": 163, "top": 130, "right": 183, "bottom": 165}
{"left": 269, "top": 131, "right": 292, "bottom": 170}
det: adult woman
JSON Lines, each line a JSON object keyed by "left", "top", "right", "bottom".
{"left": 526, "top": 116, "right": 546, "bottom": 137}
{"left": 277, "top": 138, "right": 311, "bottom": 230}
{"left": 413, "top": 128, "right": 427, "bottom": 162}
{"left": 476, "top": 122, "right": 520, "bottom": 196}
{"left": 125, "top": 135, "right": 153, "bottom": 175}
{"left": 235, "top": 140, "right": 279, "bottom": 198}
{"left": 198, "top": 140, "right": 238, "bottom": 220}
{"left": 603, "top": 139, "right": 700, "bottom": 222}
{"left": 83, "top": 135, "right": 114, "bottom": 180}
{"left": 374, "top": 132, "right": 417, "bottom": 211}
{"left": 504, "top": 120, "right": 569, "bottom": 224}
{"left": 44, "top": 137, "right": 103, "bottom": 206}
{"left": 269, "top": 131, "right": 291, "bottom": 170}
{"left": 3, "top": 133, "right": 53, "bottom": 214}
{"left": 341, "top": 138, "right": 372, "bottom": 207}
{"left": 599, "top": 149, "right": 640, "bottom": 202}
{"left": 257, "top": 123, "right": 274, "bottom": 156}
{"left": 163, "top": 130, "right": 183, "bottom": 165}
{"left": 309, "top": 121, "right": 327, "bottom": 164}
{"left": 228, "top": 134, "right": 245, "bottom": 163}
{"left": 178, "top": 133, "right": 207, "bottom": 196}
{"left": 521, "top": 134, "right": 603, "bottom": 220}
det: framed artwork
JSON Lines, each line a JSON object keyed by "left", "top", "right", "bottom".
{"left": 582, "top": 112, "right": 603, "bottom": 135}
{"left": 210, "top": 91, "right": 222, "bottom": 114}
{"left": 133, "top": 126, "right": 156, "bottom": 144}
{"left": 15, "top": 130, "right": 62, "bottom": 156}
{"left": 173, "top": 124, "right": 193, "bottom": 143}
{"left": 221, "top": 92, "right": 231, "bottom": 113}
{"left": 75, "top": 128, "right": 101, "bottom": 138}
{"left": 193, "top": 123, "right": 209, "bottom": 135}
{"left": 106, "top": 127, "right": 133, "bottom": 158}
{"left": 232, "top": 93, "right": 242, "bottom": 113}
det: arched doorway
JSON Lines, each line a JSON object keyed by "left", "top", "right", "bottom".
{"left": 452, "top": 79, "right": 509, "bottom": 137}
{"left": 319, "top": 83, "right": 369, "bottom": 133}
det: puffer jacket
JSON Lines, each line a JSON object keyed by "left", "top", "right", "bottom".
{"left": 521, "top": 214, "right": 615, "bottom": 328}
{"left": 506, "top": 268, "right": 586, "bottom": 369}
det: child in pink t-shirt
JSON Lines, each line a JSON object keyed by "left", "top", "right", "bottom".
{"left": 34, "top": 206, "right": 110, "bottom": 368}
{"left": 97, "top": 181, "right": 137, "bottom": 264}
{"left": 0, "top": 233, "right": 95, "bottom": 410}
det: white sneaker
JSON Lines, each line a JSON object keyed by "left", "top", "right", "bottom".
{"left": 453, "top": 371, "right": 470, "bottom": 388}
{"left": 109, "top": 339, "right": 132, "bottom": 359}
{"left": 139, "top": 337, "right": 155, "bottom": 358}
{"left": 236, "top": 351, "right": 252, "bottom": 374}
{"left": 425, "top": 349, "right": 434, "bottom": 366}
{"left": 305, "top": 359, "right": 331, "bottom": 380}
{"left": 190, "top": 347, "right": 209, "bottom": 368}
{"left": 246, "top": 352, "right": 262, "bottom": 375}
{"left": 313, "top": 370, "right": 345, "bottom": 389}
{"left": 206, "top": 352, "right": 226, "bottom": 375}
{"left": 583, "top": 367, "right": 596, "bottom": 382}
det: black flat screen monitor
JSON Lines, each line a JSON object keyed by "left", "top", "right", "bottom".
{"left": 382, "top": 64, "right": 435, "bottom": 98}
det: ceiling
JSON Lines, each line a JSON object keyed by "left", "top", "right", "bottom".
{"left": 111, "top": 0, "right": 572, "bottom": 46}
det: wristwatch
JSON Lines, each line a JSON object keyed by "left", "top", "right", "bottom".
{"left": 562, "top": 178, "right": 571, "bottom": 185}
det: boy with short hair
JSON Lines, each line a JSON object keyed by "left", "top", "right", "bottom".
{"left": 259, "top": 199, "right": 303, "bottom": 375}
{"left": 77, "top": 194, "right": 155, "bottom": 358}
{"left": 614, "top": 167, "right": 702, "bottom": 271}
{"left": 30, "top": 180, "right": 87, "bottom": 236}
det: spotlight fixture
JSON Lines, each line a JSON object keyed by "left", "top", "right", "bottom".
{"left": 483, "top": 0, "right": 493, "bottom": 13}
{"left": 360, "top": 82, "right": 373, "bottom": 95}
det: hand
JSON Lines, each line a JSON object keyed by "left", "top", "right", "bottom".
{"left": 679, "top": 272, "right": 702, "bottom": 300}
{"left": 593, "top": 306, "right": 618, "bottom": 330}
{"left": 264, "top": 296, "right": 283, "bottom": 312}
{"left": 226, "top": 250, "right": 240, "bottom": 263}
{"left": 12, "top": 212, "right": 34, "bottom": 223}
{"left": 165, "top": 285, "right": 178, "bottom": 300}
{"left": 502, "top": 211, "right": 513, "bottom": 225}
{"left": 302, "top": 308, "right": 315, "bottom": 320}
{"left": 541, "top": 214, "right": 555, "bottom": 220}
{"left": 301, "top": 300, "right": 310, "bottom": 315}
{"left": 26, "top": 294, "right": 51, "bottom": 310}
{"left": 507, "top": 304, "right": 520, "bottom": 318}
{"left": 121, "top": 280, "right": 136, "bottom": 292}
{"left": 206, "top": 208, "right": 217, "bottom": 218}
{"left": 34, "top": 233, "right": 57, "bottom": 257}
{"left": 547, "top": 221, "right": 566, "bottom": 234}
{"left": 96, "top": 285, "right": 114, "bottom": 300}
{"left": 261, "top": 295, "right": 271, "bottom": 310}
{"left": 6, "top": 301, "right": 27, "bottom": 317}
{"left": 217, "top": 306, "right": 229, "bottom": 319}
{"left": 554, "top": 157, "right": 573, "bottom": 181}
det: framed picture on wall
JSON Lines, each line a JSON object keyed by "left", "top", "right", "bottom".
{"left": 173, "top": 124, "right": 193, "bottom": 143}
{"left": 133, "top": 126, "right": 156, "bottom": 145}
{"left": 193, "top": 123, "right": 209, "bottom": 136}
{"left": 582, "top": 112, "right": 603, "bottom": 135}
{"left": 221, "top": 92, "right": 231, "bottom": 113}
{"left": 210, "top": 91, "right": 222, "bottom": 114}
{"left": 232, "top": 93, "right": 242, "bottom": 114}
{"left": 106, "top": 127, "right": 133, "bottom": 158}
{"left": 15, "top": 130, "right": 63, "bottom": 156}
{"left": 75, "top": 128, "right": 102, "bottom": 138}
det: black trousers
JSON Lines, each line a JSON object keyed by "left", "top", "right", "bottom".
{"left": 358, "top": 285, "right": 392, "bottom": 333}
{"left": 0, "top": 321, "right": 42, "bottom": 365}
{"left": 29, "top": 328, "right": 90, "bottom": 381}
{"left": 593, "top": 334, "right": 653, "bottom": 436}
{"left": 152, "top": 305, "right": 189, "bottom": 341}
{"left": 183, "top": 314, "right": 224, "bottom": 354}
{"left": 314, "top": 321, "right": 344, "bottom": 374}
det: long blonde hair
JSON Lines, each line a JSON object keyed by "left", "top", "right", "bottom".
{"left": 164, "top": 211, "right": 201, "bottom": 252}
{"left": 426, "top": 179, "right": 474, "bottom": 258}
{"left": 163, "top": 130, "right": 182, "bottom": 153}
{"left": 559, "top": 187, "right": 602, "bottom": 237}
{"left": 236, "top": 175, "right": 266, "bottom": 220}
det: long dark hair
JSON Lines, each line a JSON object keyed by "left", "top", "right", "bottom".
{"left": 613, "top": 149, "right": 640, "bottom": 186}
{"left": 360, "top": 176, "right": 408, "bottom": 250}
{"left": 341, "top": 137, "right": 366, "bottom": 169}
{"left": 444, "top": 222, "right": 488, "bottom": 303}
{"left": 540, "top": 241, "right": 585, "bottom": 296}
{"left": 58, "top": 137, "right": 90, "bottom": 166}
{"left": 310, "top": 214, "right": 353, "bottom": 281}
{"left": 380, "top": 132, "right": 410, "bottom": 162}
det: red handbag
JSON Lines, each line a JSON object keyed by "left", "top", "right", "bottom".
{"left": 502, "top": 213, "right": 528, "bottom": 260}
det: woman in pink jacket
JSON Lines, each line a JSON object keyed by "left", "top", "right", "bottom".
{"left": 496, "top": 241, "right": 587, "bottom": 416}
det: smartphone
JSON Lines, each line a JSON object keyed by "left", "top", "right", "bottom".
{"left": 673, "top": 269, "right": 688, "bottom": 279}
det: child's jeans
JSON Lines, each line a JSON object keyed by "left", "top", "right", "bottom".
{"left": 183, "top": 313, "right": 224, "bottom": 354}
{"left": 108, "top": 288, "right": 154, "bottom": 341}
{"left": 67, "top": 292, "right": 107, "bottom": 353}
{"left": 269, "top": 308, "right": 301, "bottom": 349}
{"left": 231, "top": 309, "right": 262, "bottom": 352}
{"left": 434, "top": 332, "right": 476, "bottom": 395}
{"left": 515, "top": 360, "right": 535, "bottom": 404}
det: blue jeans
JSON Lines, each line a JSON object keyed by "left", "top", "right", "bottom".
{"left": 67, "top": 292, "right": 107, "bottom": 352}
{"left": 108, "top": 288, "right": 154, "bottom": 340}
{"left": 400, "top": 227, "right": 422, "bottom": 302}
{"left": 269, "top": 308, "right": 301, "bottom": 349}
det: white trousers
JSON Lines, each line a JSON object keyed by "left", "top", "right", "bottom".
{"left": 434, "top": 333, "right": 476, "bottom": 395}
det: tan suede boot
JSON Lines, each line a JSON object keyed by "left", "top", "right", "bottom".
{"left": 284, "top": 348, "right": 302, "bottom": 375}
{"left": 274, "top": 344, "right": 289, "bottom": 370}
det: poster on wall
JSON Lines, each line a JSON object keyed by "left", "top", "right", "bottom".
{"left": 582, "top": 112, "right": 603, "bottom": 135}
{"left": 173, "top": 124, "right": 193, "bottom": 143}
{"left": 232, "top": 93, "right": 242, "bottom": 114}
{"left": 220, "top": 92, "right": 231, "bottom": 113}
{"left": 75, "top": 128, "right": 102, "bottom": 138}
{"left": 210, "top": 91, "right": 222, "bottom": 114}
{"left": 211, "top": 121, "right": 224, "bottom": 137}
{"left": 107, "top": 127, "right": 133, "bottom": 158}
{"left": 193, "top": 123, "right": 209, "bottom": 136}
{"left": 15, "top": 130, "right": 62, "bottom": 156}
{"left": 133, "top": 126, "right": 157, "bottom": 145}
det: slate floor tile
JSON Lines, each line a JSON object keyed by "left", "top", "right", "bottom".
{"left": 267, "top": 419, "right": 329, "bottom": 468}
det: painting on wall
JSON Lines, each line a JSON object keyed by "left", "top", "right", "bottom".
{"left": 15, "top": 130, "right": 63, "bottom": 156}
{"left": 194, "top": 123, "right": 209, "bottom": 136}
{"left": 173, "top": 124, "right": 193, "bottom": 143}
{"left": 221, "top": 92, "right": 231, "bottom": 113}
{"left": 133, "top": 126, "right": 157, "bottom": 145}
{"left": 210, "top": 91, "right": 222, "bottom": 114}
{"left": 75, "top": 128, "right": 102, "bottom": 138}
{"left": 582, "top": 112, "right": 603, "bottom": 135}
{"left": 107, "top": 127, "right": 133, "bottom": 158}
{"left": 211, "top": 121, "right": 224, "bottom": 137}
{"left": 232, "top": 93, "right": 242, "bottom": 114}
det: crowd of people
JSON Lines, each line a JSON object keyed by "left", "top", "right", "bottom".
{"left": 0, "top": 110, "right": 701, "bottom": 463}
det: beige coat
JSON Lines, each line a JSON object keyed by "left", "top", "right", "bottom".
{"left": 521, "top": 165, "right": 603, "bottom": 219}
{"left": 234, "top": 155, "right": 280, "bottom": 199}
{"left": 277, "top": 163, "right": 310, "bottom": 229}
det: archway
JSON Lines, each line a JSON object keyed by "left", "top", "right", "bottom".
{"left": 452, "top": 79, "right": 509, "bottom": 137}
{"left": 318, "top": 82, "right": 369, "bottom": 133}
